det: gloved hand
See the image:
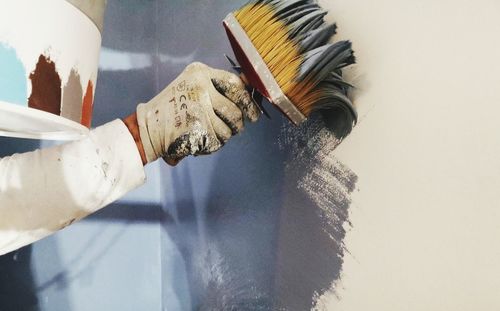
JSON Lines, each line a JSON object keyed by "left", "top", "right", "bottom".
{"left": 137, "top": 62, "right": 260, "bottom": 164}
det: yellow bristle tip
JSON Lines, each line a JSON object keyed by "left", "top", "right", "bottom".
{"left": 234, "top": 3, "right": 320, "bottom": 117}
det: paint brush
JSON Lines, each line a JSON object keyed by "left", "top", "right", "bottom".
{"left": 223, "top": 0, "right": 356, "bottom": 138}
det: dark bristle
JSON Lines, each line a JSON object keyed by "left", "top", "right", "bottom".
{"left": 321, "top": 106, "right": 357, "bottom": 139}
{"left": 288, "top": 10, "right": 327, "bottom": 39}
{"left": 274, "top": 1, "right": 314, "bottom": 18}
{"left": 302, "top": 41, "right": 356, "bottom": 138}
{"left": 281, "top": 6, "right": 322, "bottom": 25}
{"left": 299, "top": 23, "right": 337, "bottom": 52}
{"left": 299, "top": 41, "right": 355, "bottom": 86}
{"left": 313, "top": 83, "right": 357, "bottom": 139}
{"left": 326, "top": 72, "right": 354, "bottom": 91}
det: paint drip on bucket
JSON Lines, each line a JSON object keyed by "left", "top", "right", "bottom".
{"left": 0, "top": 0, "right": 102, "bottom": 138}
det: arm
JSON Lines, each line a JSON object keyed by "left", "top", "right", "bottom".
{"left": 0, "top": 119, "right": 146, "bottom": 255}
{"left": 123, "top": 112, "right": 147, "bottom": 165}
{"left": 0, "top": 62, "right": 259, "bottom": 255}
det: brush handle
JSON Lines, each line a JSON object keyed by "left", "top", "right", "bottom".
{"left": 223, "top": 13, "right": 306, "bottom": 126}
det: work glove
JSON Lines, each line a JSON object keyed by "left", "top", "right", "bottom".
{"left": 137, "top": 62, "right": 260, "bottom": 165}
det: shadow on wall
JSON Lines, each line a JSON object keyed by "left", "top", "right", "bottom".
{"left": 0, "top": 247, "right": 40, "bottom": 311}
{"left": 34, "top": 202, "right": 162, "bottom": 292}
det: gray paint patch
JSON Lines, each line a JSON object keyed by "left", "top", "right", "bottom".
{"left": 274, "top": 118, "right": 357, "bottom": 311}
{"left": 160, "top": 113, "right": 357, "bottom": 310}
{"left": 61, "top": 69, "right": 83, "bottom": 122}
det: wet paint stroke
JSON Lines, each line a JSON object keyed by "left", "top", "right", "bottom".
{"left": 81, "top": 80, "right": 94, "bottom": 128}
{"left": 298, "top": 151, "right": 355, "bottom": 244}
{"left": 159, "top": 114, "right": 356, "bottom": 310}
{"left": 61, "top": 68, "right": 83, "bottom": 122}
{"left": 275, "top": 117, "right": 357, "bottom": 311}
{"left": 28, "top": 54, "right": 62, "bottom": 115}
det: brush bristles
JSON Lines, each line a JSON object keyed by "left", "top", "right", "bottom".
{"left": 234, "top": 0, "right": 356, "bottom": 138}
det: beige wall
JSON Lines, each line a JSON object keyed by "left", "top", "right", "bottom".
{"left": 317, "top": 0, "right": 500, "bottom": 310}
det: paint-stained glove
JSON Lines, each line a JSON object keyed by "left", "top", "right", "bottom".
{"left": 137, "top": 62, "right": 260, "bottom": 164}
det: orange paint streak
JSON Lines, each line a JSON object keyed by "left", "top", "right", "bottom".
{"left": 81, "top": 80, "right": 94, "bottom": 128}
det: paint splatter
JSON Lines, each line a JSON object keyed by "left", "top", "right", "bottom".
{"left": 28, "top": 55, "right": 62, "bottom": 115}
{"left": 61, "top": 69, "right": 83, "bottom": 122}
{"left": 81, "top": 80, "right": 94, "bottom": 128}
{"left": 0, "top": 43, "right": 27, "bottom": 105}
{"left": 275, "top": 117, "right": 357, "bottom": 310}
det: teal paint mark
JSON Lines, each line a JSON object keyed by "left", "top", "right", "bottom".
{"left": 0, "top": 43, "right": 27, "bottom": 105}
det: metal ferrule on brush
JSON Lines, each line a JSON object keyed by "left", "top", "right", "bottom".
{"left": 223, "top": 13, "right": 306, "bottom": 125}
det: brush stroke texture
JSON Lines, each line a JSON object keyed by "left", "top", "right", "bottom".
{"left": 275, "top": 116, "right": 357, "bottom": 310}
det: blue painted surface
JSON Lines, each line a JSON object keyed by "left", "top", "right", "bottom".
{"left": 0, "top": 1, "right": 353, "bottom": 310}
{"left": 0, "top": 43, "right": 27, "bottom": 105}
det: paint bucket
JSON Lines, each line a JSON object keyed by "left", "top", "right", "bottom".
{"left": 0, "top": 0, "right": 106, "bottom": 140}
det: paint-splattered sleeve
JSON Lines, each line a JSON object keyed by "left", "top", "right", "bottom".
{"left": 0, "top": 120, "right": 146, "bottom": 255}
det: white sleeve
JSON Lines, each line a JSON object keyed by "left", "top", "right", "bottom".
{"left": 0, "top": 119, "right": 146, "bottom": 255}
